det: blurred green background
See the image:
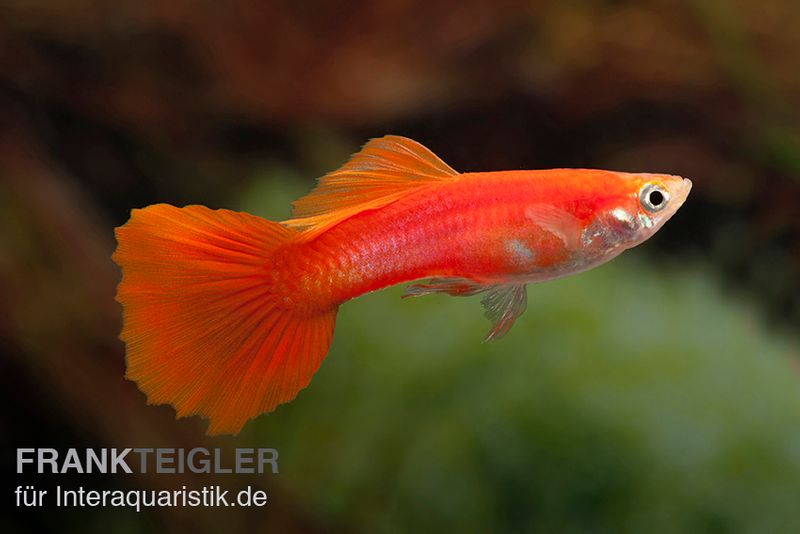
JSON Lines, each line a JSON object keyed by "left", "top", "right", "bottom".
{"left": 2, "top": 1, "right": 800, "bottom": 532}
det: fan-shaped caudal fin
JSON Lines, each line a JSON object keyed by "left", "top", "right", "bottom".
{"left": 113, "top": 204, "right": 337, "bottom": 435}
{"left": 284, "top": 135, "right": 460, "bottom": 239}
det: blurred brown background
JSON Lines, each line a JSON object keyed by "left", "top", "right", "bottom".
{"left": 2, "top": 1, "right": 800, "bottom": 532}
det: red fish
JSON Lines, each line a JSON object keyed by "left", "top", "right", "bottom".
{"left": 114, "top": 135, "right": 691, "bottom": 435}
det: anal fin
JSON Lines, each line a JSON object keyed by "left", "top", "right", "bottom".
{"left": 403, "top": 277, "right": 487, "bottom": 298}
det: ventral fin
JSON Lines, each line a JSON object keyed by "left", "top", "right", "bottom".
{"left": 481, "top": 284, "right": 528, "bottom": 342}
{"left": 403, "top": 277, "right": 488, "bottom": 298}
{"left": 284, "top": 136, "right": 459, "bottom": 239}
{"left": 524, "top": 204, "right": 583, "bottom": 249}
{"left": 404, "top": 278, "right": 528, "bottom": 342}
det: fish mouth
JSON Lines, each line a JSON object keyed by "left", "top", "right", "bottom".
{"left": 653, "top": 176, "right": 691, "bottom": 228}
{"left": 672, "top": 177, "right": 692, "bottom": 209}
{"left": 679, "top": 177, "right": 693, "bottom": 196}
{"left": 644, "top": 176, "right": 691, "bottom": 235}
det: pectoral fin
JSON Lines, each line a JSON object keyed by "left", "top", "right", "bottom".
{"left": 524, "top": 204, "right": 583, "bottom": 249}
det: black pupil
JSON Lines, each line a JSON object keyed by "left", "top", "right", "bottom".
{"left": 648, "top": 189, "right": 664, "bottom": 206}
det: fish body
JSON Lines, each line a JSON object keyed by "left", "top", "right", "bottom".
{"left": 282, "top": 169, "right": 688, "bottom": 309}
{"left": 114, "top": 136, "right": 691, "bottom": 434}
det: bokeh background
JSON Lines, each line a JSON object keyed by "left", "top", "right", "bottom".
{"left": 2, "top": 1, "right": 800, "bottom": 532}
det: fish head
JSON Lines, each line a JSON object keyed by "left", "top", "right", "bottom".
{"left": 630, "top": 173, "right": 692, "bottom": 245}
{"left": 590, "top": 172, "right": 692, "bottom": 251}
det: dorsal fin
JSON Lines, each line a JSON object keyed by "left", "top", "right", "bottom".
{"left": 283, "top": 135, "right": 459, "bottom": 238}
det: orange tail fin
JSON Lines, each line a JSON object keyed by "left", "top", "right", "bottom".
{"left": 113, "top": 204, "right": 337, "bottom": 435}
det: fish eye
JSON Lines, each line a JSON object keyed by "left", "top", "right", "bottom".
{"left": 640, "top": 183, "right": 669, "bottom": 212}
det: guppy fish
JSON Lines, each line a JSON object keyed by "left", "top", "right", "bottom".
{"left": 114, "top": 135, "right": 691, "bottom": 435}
